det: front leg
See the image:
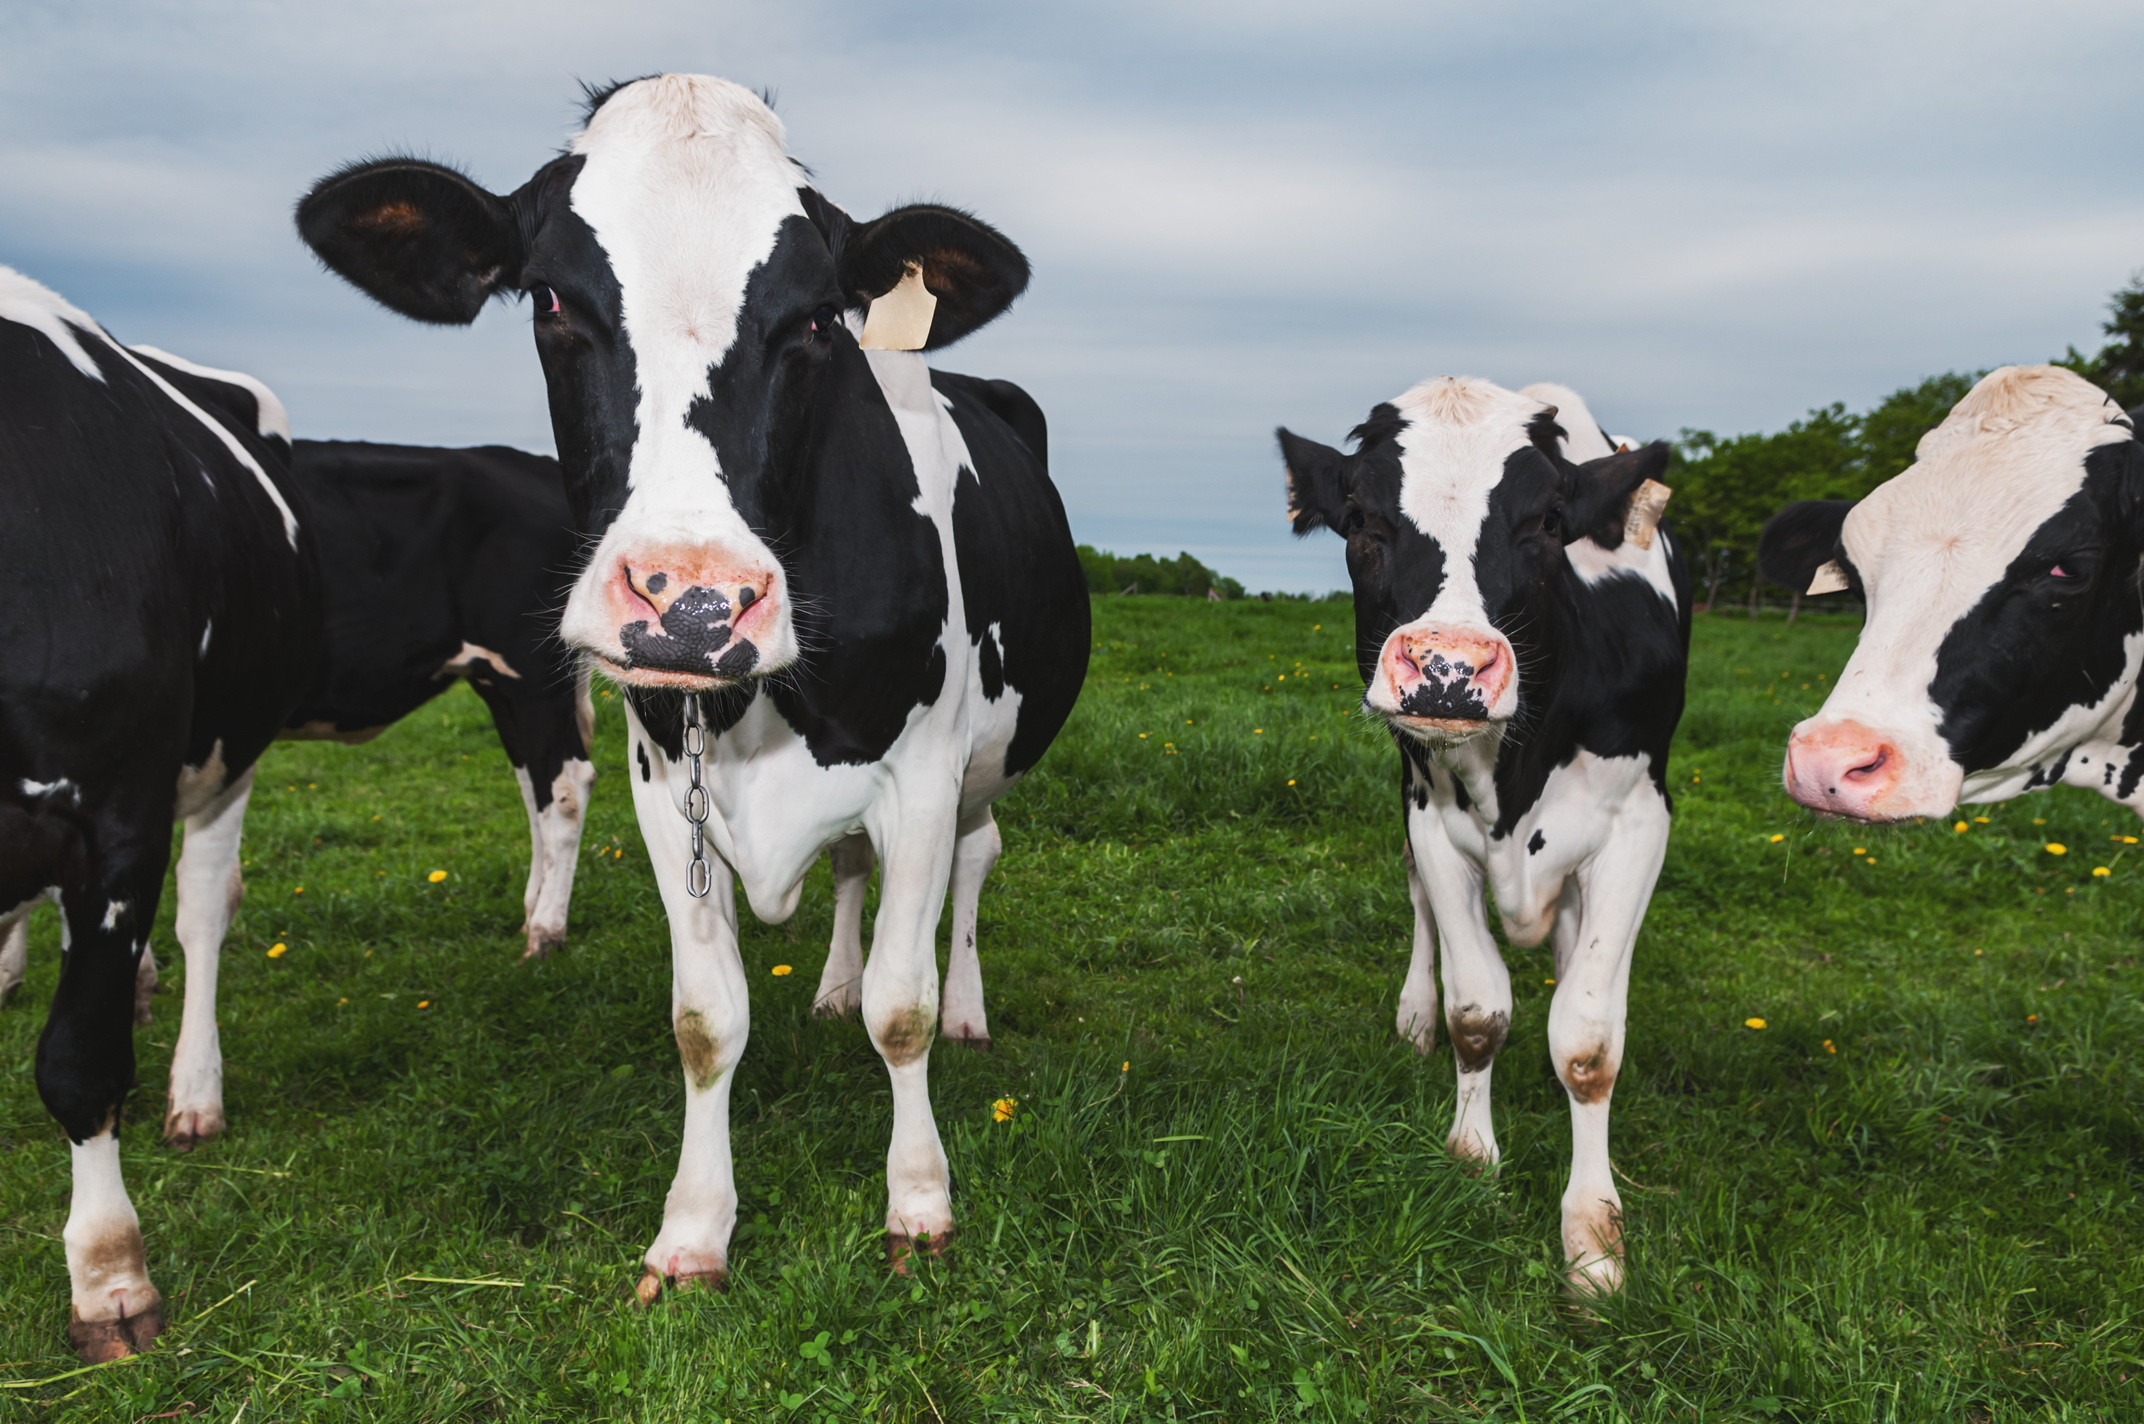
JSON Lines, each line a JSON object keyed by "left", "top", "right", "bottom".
{"left": 1407, "top": 803, "right": 1507, "bottom": 1166}
{"left": 1552, "top": 787, "right": 1670, "bottom": 1295}
{"left": 812, "top": 832, "right": 872, "bottom": 1018}
{"left": 627, "top": 707, "right": 748, "bottom": 1299}
{"left": 861, "top": 795, "right": 960, "bottom": 1260}
{"left": 1395, "top": 843, "right": 1438, "bottom": 1054}
{"left": 940, "top": 807, "right": 1000, "bottom": 1047}
{"left": 165, "top": 770, "right": 253, "bottom": 1148}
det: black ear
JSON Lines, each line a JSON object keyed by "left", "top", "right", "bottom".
{"left": 1278, "top": 428, "right": 1350, "bottom": 537}
{"left": 837, "top": 203, "right": 1030, "bottom": 349}
{"left": 296, "top": 158, "right": 523, "bottom": 325}
{"left": 1564, "top": 441, "right": 1670, "bottom": 547}
{"left": 1759, "top": 500, "right": 1857, "bottom": 592}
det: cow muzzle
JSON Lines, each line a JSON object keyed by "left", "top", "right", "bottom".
{"left": 1370, "top": 624, "right": 1517, "bottom": 741}
{"left": 582, "top": 551, "right": 782, "bottom": 690}
{"left": 1783, "top": 717, "right": 1961, "bottom": 822}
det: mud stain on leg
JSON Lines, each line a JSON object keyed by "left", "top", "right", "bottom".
{"left": 674, "top": 1009, "right": 722, "bottom": 1091}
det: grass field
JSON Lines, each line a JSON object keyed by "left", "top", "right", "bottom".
{"left": 3, "top": 598, "right": 2141, "bottom": 1422}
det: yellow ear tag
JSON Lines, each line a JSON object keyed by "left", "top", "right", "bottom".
{"left": 859, "top": 263, "right": 937, "bottom": 351}
{"left": 1623, "top": 479, "right": 1672, "bottom": 550}
{"left": 1806, "top": 560, "right": 1850, "bottom": 596}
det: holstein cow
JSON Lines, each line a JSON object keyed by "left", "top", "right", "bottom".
{"left": 143, "top": 438, "right": 598, "bottom": 1150}
{"left": 1760, "top": 366, "right": 2144, "bottom": 826}
{"left": 0, "top": 267, "right": 319, "bottom": 1359}
{"left": 1279, "top": 377, "right": 1687, "bottom": 1291}
{"left": 295, "top": 74, "right": 1088, "bottom": 1292}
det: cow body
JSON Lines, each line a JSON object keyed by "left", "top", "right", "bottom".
{"left": 1761, "top": 365, "right": 2144, "bottom": 822}
{"left": 1280, "top": 377, "right": 1687, "bottom": 1291}
{"left": 0, "top": 268, "right": 319, "bottom": 1358}
{"left": 297, "top": 75, "right": 1087, "bottom": 1289}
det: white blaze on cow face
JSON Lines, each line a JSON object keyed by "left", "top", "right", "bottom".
{"left": 553, "top": 77, "right": 810, "bottom": 690}
{"left": 1367, "top": 378, "right": 1549, "bottom": 740}
{"left": 1786, "top": 366, "right": 2137, "bottom": 821}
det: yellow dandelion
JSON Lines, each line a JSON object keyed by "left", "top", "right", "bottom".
{"left": 428, "top": 869, "right": 449, "bottom": 882}
{"left": 992, "top": 1097, "right": 1019, "bottom": 1122}
{"left": 1823, "top": 1039, "right": 1835, "bottom": 1053}
{"left": 293, "top": 885, "right": 304, "bottom": 895}
{"left": 2124, "top": 836, "right": 2139, "bottom": 844}
{"left": 1866, "top": 858, "right": 1876, "bottom": 865}
{"left": 1121, "top": 1061, "right": 1130, "bottom": 1072}
{"left": 1975, "top": 949, "right": 1983, "bottom": 956}
{"left": 2094, "top": 866, "right": 2112, "bottom": 878}
{"left": 2027, "top": 1013, "right": 2039, "bottom": 1023}
{"left": 1253, "top": 728, "right": 1263, "bottom": 734}
{"left": 267, "top": 943, "right": 287, "bottom": 958}
{"left": 1745, "top": 1018, "right": 1767, "bottom": 1030}
{"left": 1974, "top": 816, "right": 1990, "bottom": 823}
{"left": 2045, "top": 843, "right": 2067, "bottom": 856}
{"left": 1287, "top": 779, "right": 1296, "bottom": 786}
{"left": 308, "top": 783, "right": 317, "bottom": 790}
{"left": 1544, "top": 978, "right": 1556, "bottom": 986}
{"left": 1769, "top": 834, "right": 1784, "bottom": 843}
{"left": 772, "top": 964, "right": 793, "bottom": 976}
{"left": 614, "top": 848, "right": 623, "bottom": 859}
{"left": 2034, "top": 818, "right": 2047, "bottom": 826}
{"left": 1853, "top": 847, "right": 1866, "bottom": 855}
{"left": 417, "top": 1000, "right": 430, "bottom": 1009}
{"left": 337, "top": 997, "right": 348, "bottom": 1006}
{"left": 1138, "top": 732, "right": 1147, "bottom": 739}
{"left": 1953, "top": 821, "right": 1968, "bottom": 834}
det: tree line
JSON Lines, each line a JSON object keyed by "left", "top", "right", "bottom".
{"left": 1077, "top": 545, "right": 1247, "bottom": 600}
{"left": 1668, "top": 273, "right": 2144, "bottom": 614}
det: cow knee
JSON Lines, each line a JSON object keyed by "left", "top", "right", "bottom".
{"left": 672, "top": 1007, "right": 744, "bottom": 1090}
{"left": 1555, "top": 1042, "right": 1619, "bottom": 1105}
{"left": 1446, "top": 1004, "right": 1508, "bottom": 1073}
{"left": 868, "top": 1004, "right": 937, "bottom": 1067}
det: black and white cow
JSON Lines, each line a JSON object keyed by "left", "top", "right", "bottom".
{"left": 1280, "top": 377, "right": 1687, "bottom": 1291}
{"left": 0, "top": 268, "right": 319, "bottom": 1359}
{"left": 1760, "top": 365, "right": 2144, "bottom": 823}
{"left": 295, "top": 75, "right": 1089, "bottom": 1291}
{"left": 139, "top": 438, "right": 598, "bottom": 1149}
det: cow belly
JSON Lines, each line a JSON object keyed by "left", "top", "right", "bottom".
{"left": 1487, "top": 751, "right": 1656, "bottom": 947}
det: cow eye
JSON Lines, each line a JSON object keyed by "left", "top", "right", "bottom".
{"left": 2051, "top": 564, "right": 2073, "bottom": 578}
{"left": 530, "top": 285, "right": 562, "bottom": 317}
{"left": 1541, "top": 506, "right": 1562, "bottom": 536}
{"left": 1341, "top": 508, "right": 1367, "bottom": 538}
{"left": 807, "top": 304, "right": 841, "bottom": 336}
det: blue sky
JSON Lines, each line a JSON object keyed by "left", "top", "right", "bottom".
{"left": 7, "top": 1, "right": 2143, "bottom": 590}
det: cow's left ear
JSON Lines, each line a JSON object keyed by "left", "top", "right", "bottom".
{"left": 1562, "top": 441, "right": 1671, "bottom": 547}
{"left": 296, "top": 158, "right": 525, "bottom": 325}
{"left": 836, "top": 203, "right": 1030, "bottom": 349}
{"left": 1278, "top": 429, "right": 1350, "bottom": 537}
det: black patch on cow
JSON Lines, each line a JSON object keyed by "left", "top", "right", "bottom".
{"left": 638, "top": 741, "right": 652, "bottom": 783}
{"left": 279, "top": 440, "right": 587, "bottom": 810}
{"left": 1760, "top": 500, "right": 1864, "bottom": 599}
{"left": 1931, "top": 445, "right": 2144, "bottom": 773}
{"left": 1527, "top": 829, "right": 1546, "bottom": 855}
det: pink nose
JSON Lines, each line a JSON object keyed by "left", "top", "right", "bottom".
{"left": 609, "top": 555, "right": 774, "bottom": 679}
{"left": 1383, "top": 627, "right": 1512, "bottom": 722}
{"left": 1784, "top": 719, "right": 1902, "bottom": 818}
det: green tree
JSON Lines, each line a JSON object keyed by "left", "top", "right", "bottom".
{"left": 1075, "top": 545, "right": 1242, "bottom": 599}
{"left": 2056, "top": 271, "right": 2144, "bottom": 409}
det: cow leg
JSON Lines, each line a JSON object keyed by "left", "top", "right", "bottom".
{"left": 630, "top": 718, "right": 747, "bottom": 1299}
{"left": 940, "top": 807, "right": 999, "bottom": 1048}
{"left": 862, "top": 801, "right": 959, "bottom": 1262}
{"left": 514, "top": 757, "right": 595, "bottom": 959}
{"left": 1408, "top": 809, "right": 1507, "bottom": 1166}
{"left": 812, "top": 832, "right": 873, "bottom": 1018}
{"left": 511, "top": 771, "right": 550, "bottom": 950}
{"left": 133, "top": 942, "right": 158, "bottom": 1026}
{"left": 164, "top": 769, "right": 253, "bottom": 1148}
{"left": 1396, "top": 843, "right": 1439, "bottom": 1054}
{"left": 37, "top": 817, "right": 171, "bottom": 1360}
{"left": 1, "top": 897, "right": 35, "bottom": 1006}
{"left": 1550, "top": 790, "right": 1670, "bottom": 1295}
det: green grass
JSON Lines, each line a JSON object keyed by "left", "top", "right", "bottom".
{"left": 3, "top": 599, "right": 2141, "bottom": 1421}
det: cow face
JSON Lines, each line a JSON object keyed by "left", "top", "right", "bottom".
{"left": 1759, "top": 366, "right": 2144, "bottom": 821}
{"left": 297, "top": 75, "right": 1028, "bottom": 692}
{"left": 1281, "top": 376, "right": 1669, "bottom": 745}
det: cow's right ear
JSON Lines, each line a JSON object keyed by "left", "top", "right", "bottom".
{"left": 296, "top": 158, "right": 523, "bottom": 325}
{"left": 837, "top": 203, "right": 1030, "bottom": 349}
{"left": 1759, "top": 500, "right": 1857, "bottom": 594}
{"left": 1278, "top": 429, "right": 1350, "bottom": 537}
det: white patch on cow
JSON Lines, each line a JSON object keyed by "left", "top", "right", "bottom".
{"left": 173, "top": 740, "right": 228, "bottom": 819}
{"left": 164, "top": 767, "right": 253, "bottom": 1147}
{"left": 1804, "top": 366, "right": 2134, "bottom": 812}
{"left": 198, "top": 619, "right": 212, "bottom": 659}
{"left": 555, "top": 77, "right": 807, "bottom": 675}
{"left": 20, "top": 777, "right": 78, "bottom": 800}
{"left": 64, "top": 1130, "right": 158, "bottom": 1330}
{"left": 101, "top": 900, "right": 127, "bottom": 931}
{"left": 128, "top": 345, "right": 292, "bottom": 443}
{"left": 437, "top": 641, "right": 522, "bottom": 680}
{"left": 513, "top": 756, "right": 593, "bottom": 957}
{"left": 1392, "top": 377, "right": 1546, "bottom": 627}
{"left": 101, "top": 344, "right": 299, "bottom": 549}
{"left": 0, "top": 266, "right": 104, "bottom": 380}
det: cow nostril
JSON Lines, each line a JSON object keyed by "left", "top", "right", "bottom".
{"left": 1844, "top": 747, "right": 1890, "bottom": 782}
{"left": 737, "top": 585, "right": 757, "bottom": 611}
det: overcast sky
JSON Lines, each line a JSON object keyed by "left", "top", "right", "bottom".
{"left": 8, "top": 1, "right": 2143, "bottom": 590}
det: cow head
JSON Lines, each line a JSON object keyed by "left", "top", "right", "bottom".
{"left": 296, "top": 74, "right": 1028, "bottom": 691}
{"left": 1280, "top": 376, "right": 1669, "bottom": 745}
{"left": 1759, "top": 365, "right": 2144, "bottom": 821}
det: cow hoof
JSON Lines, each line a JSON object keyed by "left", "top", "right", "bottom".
{"left": 522, "top": 929, "right": 566, "bottom": 961}
{"left": 1563, "top": 1254, "right": 1625, "bottom": 1297}
{"left": 811, "top": 996, "right": 859, "bottom": 1021}
{"left": 67, "top": 1298, "right": 163, "bottom": 1362}
{"left": 944, "top": 1029, "right": 992, "bottom": 1052}
{"left": 633, "top": 1266, "right": 727, "bottom": 1305}
{"left": 885, "top": 1229, "right": 951, "bottom": 1275}
{"left": 163, "top": 1106, "right": 225, "bottom": 1150}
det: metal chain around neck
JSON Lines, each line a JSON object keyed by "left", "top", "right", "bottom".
{"left": 683, "top": 694, "right": 711, "bottom": 898}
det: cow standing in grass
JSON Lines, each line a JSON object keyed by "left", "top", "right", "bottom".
{"left": 1279, "top": 377, "right": 1688, "bottom": 1291}
{"left": 296, "top": 74, "right": 1088, "bottom": 1292}
{"left": 0, "top": 268, "right": 319, "bottom": 1359}
{"left": 1760, "top": 366, "right": 2144, "bottom": 825}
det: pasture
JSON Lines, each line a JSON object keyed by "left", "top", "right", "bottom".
{"left": 2, "top": 598, "right": 2140, "bottom": 1422}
